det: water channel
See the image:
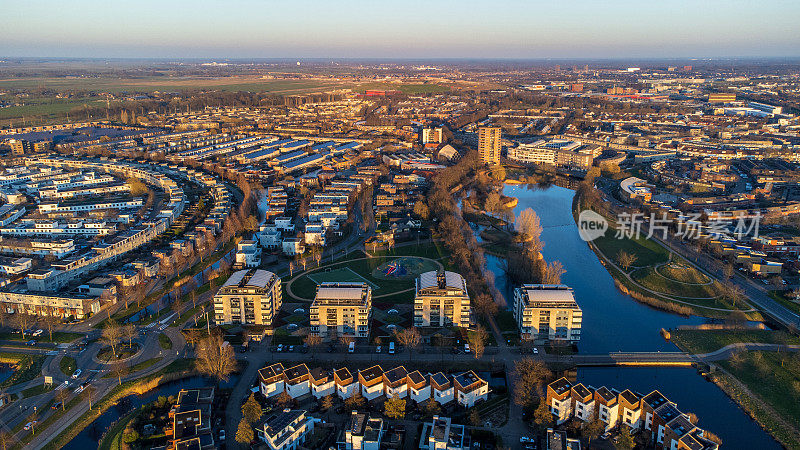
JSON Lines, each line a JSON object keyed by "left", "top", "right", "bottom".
{"left": 482, "top": 183, "right": 778, "bottom": 448}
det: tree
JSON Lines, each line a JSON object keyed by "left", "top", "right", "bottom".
{"left": 0, "top": 430, "right": 10, "bottom": 450}
{"left": 516, "top": 208, "right": 543, "bottom": 242}
{"left": 236, "top": 418, "right": 254, "bottom": 445}
{"left": 12, "top": 311, "right": 33, "bottom": 340}
{"left": 468, "top": 325, "right": 488, "bottom": 359}
{"left": 394, "top": 327, "right": 421, "bottom": 358}
{"left": 616, "top": 429, "right": 635, "bottom": 449}
{"left": 473, "top": 293, "right": 498, "bottom": 318}
{"left": 723, "top": 263, "right": 734, "bottom": 282}
{"left": 56, "top": 387, "right": 70, "bottom": 410}
{"left": 423, "top": 398, "right": 441, "bottom": 417}
{"left": 304, "top": 333, "right": 323, "bottom": 358}
{"left": 723, "top": 283, "right": 745, "bottom": 309}
{"left": 413, "top": 201, "right": 430, "bottom": 220}
{"left": 583, "top": 416, "right": 605, "bottom": 443}
{"left": 101, "top": 321, "right": 122, "bottom": 356}
{"left": 185, "top": 328, "right": 202, "bottom": 347}
{"left": 111, "top": 361, "right": 128, "bottom": 386}
{"left": 542, "top": 261, "right": 566, "bottom": 285}
{"left": 533, "top": 400, "right": 553, "bottom": 428}
{"left": 344, "top": 391, "right": 366, "bottom": 410}
{"left": 484, "top": 192, "right": 501, "bottom": 215}
{"left": 122, "top": 427, "right": 139, "bottom": 444}
{"left": 321, "top": 394, "right": 334, "bottom": 411}
{"left": 617, "top": 251, "right": 637, "bottom": 272}
{"left": 468, "top": 408, "right": 481, "bottom": 426}
{"left": 513, "top": 358, "right": 553, "bottom": 408}
{"left": 242, "top": 394, "right": 262, "bottom": 423}
{"left": 384, "top": 397, "right": 406, "bottom": 419}
{"left": 276, "top": 391, "right": 293, "bottom": 408}
{"left": 195, "top": 334, "right": 237, "bottom": 384}
{"left": 122, "top": 323, "right": 137, "bottom": 347}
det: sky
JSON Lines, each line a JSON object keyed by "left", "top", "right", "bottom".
{"left": 2, "top": 0, "right": 799, "bottom": 59}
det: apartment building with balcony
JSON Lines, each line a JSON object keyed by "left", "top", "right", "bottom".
{"left": 213, "top": 269, "right": 282, "bottom": 326}
{"left": 512, "top": 284, "right": 582, "bottom": 343}
{"left": 310, "top": 282, "right": 372, "bottom": 340}
{"left": 414, "top": 271, "right": 471, "bottom": 328}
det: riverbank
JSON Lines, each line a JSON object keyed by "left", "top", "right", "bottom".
{"left": 572, "top": 189, "right": 758, "bottom": 320}
{"left": 41, "top": 359, "right": 197, "bottom": 450}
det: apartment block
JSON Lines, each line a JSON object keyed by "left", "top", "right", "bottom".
{"left": 420, "top": 416, "right": 470, "bottom": 450}
{"left": 513, "top": 284, "right": 582, "bottom": 343}
{"left": 477, "top": 126, "right": 501, "bottom": 164}
{"left": 213, "top": 269, "right": 282, "bottom": 326}
{"left": 310, "top": 282, "right": 372, "bottom": 340}
{"left": 414, "top": 271, "right": 471, "bottom": 328}
{"left": 339, "top": 411, "right": 383, "bottom": 450}
{"left": 259, "top": 409, "right": 316, "bottom": 450}
{"left": 545, "top": 378, "right": 719, "bottom": 449}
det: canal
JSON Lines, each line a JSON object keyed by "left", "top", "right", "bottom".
{"left": 481, "top": 183, "right": 780, "bottom": 448}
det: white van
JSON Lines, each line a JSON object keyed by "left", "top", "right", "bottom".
{"left": 389, "top": 342, "right": 395, "bottom": 354}
{"left": 348, "top": 341, "right": 355, "bottom": 353}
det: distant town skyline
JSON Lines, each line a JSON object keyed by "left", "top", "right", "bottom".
{"left": 2, "top": 0, "right": 799, "bottom": 59}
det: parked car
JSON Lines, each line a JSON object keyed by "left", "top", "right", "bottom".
{"left": 533, "top": 348, "right": 539, "bottom": 354}
{"left": 32, "top": 329, "right": 43, "bottom": 337}
{"left": 276, "top": 344, "right": 283, "bottom": 352}
{"left": 348, "top": 341, "right": 355, "bottom": 353}
{"left": 288, "top": 345, "right": 295, "bottom": 352}
{"left": 24, "top": 421, "right": 37, "bottom": 431}
{"left": 376, "top": 346, "right": 382, "bottom": 353}
{"left": 219, "top": 429, "right": 226, "bottom": 441}
{"left": 464, "top": 343, "right": 471, "bottom": 354}
{"left": 388, "top": 342, "right": 395, "bottom": 354}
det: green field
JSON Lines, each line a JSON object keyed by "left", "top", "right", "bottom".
{"left": 307, "top": 267, "right": 379, "bottom": 289}
{"left": 593, "top": 231, "right": 671, "bottom": 267}
{"left": 672, "top": 329, "right": 800, "bottom": 354}
{"left": 631, "top": 267, "right": 721, "bottom": 299}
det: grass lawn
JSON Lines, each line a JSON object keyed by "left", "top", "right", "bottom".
{"left": 631, "top": 267, "right": 721, "bottom": 299}
{"left": 593, "top": 230, "right": 671, "bottom": 267}
{"left": 0, "top": 353, "right": 45, "bottom": 388}
{"left": 768, "top": 291, "right": 800, "bottom": 315}
{"left": 672, "top": 329, "right": 800, "bottom": 354}
{"left": 97, "top": 343, "right": 140, "bottom": 362}
{"left": 104, "top": 357, "right": 163, "bottom": 378}
{"left": 0, "top": 331, "right": 83, "bottom": 343}
{"left": 290, "top": 256, "right": 419, "bottom": 300}
{"left": 659, "top": 263, "right": 711, "bottom": 284}
{"left": 22, "top": 383, "right": 55, "bottom": 398}
{"left": 494, "top": 311, "right": 517, "bottom": 333}
{"left": 60, "top": 356, "right": 77, "bottom": 377}
{"left": 717, "top": 352, "right": 800, "bottom": 437}
{"left": 158, "top": 334, "right": 173, "bottom": 350}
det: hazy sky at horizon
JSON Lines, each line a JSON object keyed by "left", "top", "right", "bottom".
{"left": 2, "top": 0, "right": 799, "bottom": 59}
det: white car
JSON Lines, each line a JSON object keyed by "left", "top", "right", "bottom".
{"left": 24, "top": 421, "right": 37, "bottom": 431}
{"left": 32, "top": 329, "right": 43, "bottom": 337}
{"left": 376, "top": 346, "right": 382, "bottom": 353}
{"left": 533, "top": 348, "right": 539, "bottom": 354}
{"left": 464, "top": 343, "right": 471, "bottom": 354}
{"left": 72, "top": 369, "right": 82, "bottom": 379}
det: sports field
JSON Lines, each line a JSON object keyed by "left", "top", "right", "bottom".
{"left": 306, "top": 267, "right": 379, "bottom": 290}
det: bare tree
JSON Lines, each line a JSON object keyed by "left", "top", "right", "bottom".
{"left": 111, "top": 361, "right": 128, "bottom": 386}
{"left": 196, "top": 334, "right": 237, "bottom": 384}
{"left": 516, "top": 208, "right": 543, "bottom": 242}
{"left": 43, "top": 307, "right": 61, "bottom": 342}
{"left": 513, "top": 358, "right": 553, "bottom": 408}
{"left": 122, "top": 323, "right": 137, "bottom": 347}
{"left": 56, "top": 386, "right": 70, "bottom": 410}
{"left": 12, "top": 311, "right": 34, "bottom": 340}
{"left": 468, "top": 325, "right": 488, "bottom": 359}
{"left": 542, "top": 261, "right": 566, "bottom": 285}
{"left": 616, "top": 251, "right": 637, "bottom": 272}
{"left": 101, "top": 321, "right": 122, "bottom": 356}
{"left": 394, "top": 327, "right": 421, "bottom": 358}
{"left": 472, "top": 293, "right": 498, "bottom": 318}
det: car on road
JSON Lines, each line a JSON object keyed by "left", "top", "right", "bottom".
{"left": 289, "top": 345, "right": 294, "bottom": 352}
{"left": 51, "top": 402, "right": 62, "bottom": 410}
{"left": 464, "top": 343, "right": 470, "bottom": 354}
{"left": 32, "top": 329, "right": 43, "bottom": 337}
{"left": 277, "top": 344, "right": 283, "bottom": 352}
{"left": 349, "top": 341, "right": 355, "bottom": 353}
{"left": 24, "top": 421, "right": 37, "bottom": 430}
{"left": 74, "top": 384, "right": 86, "bottom": 394}
{"left": 533, "top": 348, "right": 539, "bottom": 354}
{"left": 26, "top": 340, "right": 36, "bottom": 346}
{"left": 219, "top": 430, "right": 226, "bottom": 441}
{"left": 72, "top": 369, "right": 82, "bottom": 379}
{"left": 376, "top": 346, "right": 381, "bottom": 353}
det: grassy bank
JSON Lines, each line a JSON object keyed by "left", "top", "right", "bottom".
{"left": 672, "top": 329, "right": 800, "bottom": 354}
{"left": 713, "top": 352, "right": 800, "bottom": 449}
{"left": 41, "top": 358, "right": 197, "bottom": 450}
{"left": 0, "top": 353, "right": 45, "bottom": 388}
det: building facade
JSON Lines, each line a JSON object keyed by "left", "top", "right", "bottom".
{"left": 213, "top": 269, "right": 282, "bottom": 326}
{"left": 512, "top": 284, "right": 582, "bottom": 343}
{"left": 414, "top": 271, "right": 471, "bottom": 328}
{"left": 310, "top": 282, "right": 372, "bottom": 340}
{"left": 477, "top": 126, "right": 501, "bottom": 164}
